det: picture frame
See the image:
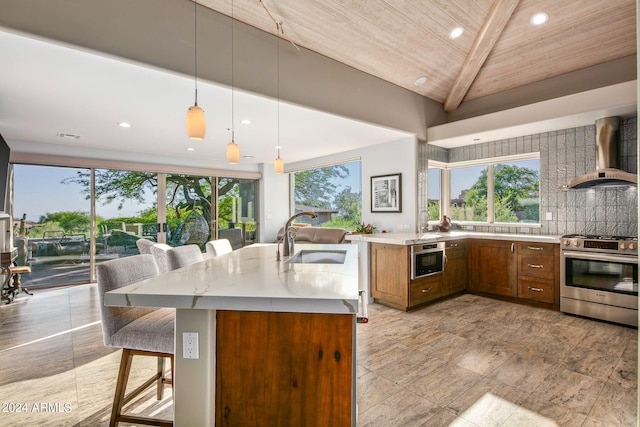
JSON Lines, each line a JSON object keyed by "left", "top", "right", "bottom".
{"left": 371, "top": 173, "right": 402, "bottom": 212}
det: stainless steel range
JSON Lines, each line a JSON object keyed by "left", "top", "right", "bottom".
{"left": 560, "top": 234, "right": 638, "bottom": 327}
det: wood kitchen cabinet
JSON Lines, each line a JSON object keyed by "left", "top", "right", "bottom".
{"left": 517, "top": 242, "right": 559, "bottom": 306}
{"left": 443, "top": 239, "right": 467, "bottom": 295}
{"left": 370, "top": 243, "right": 409, "bottom": 310}
{"left": 370, "top": 242, "right": 443, "bottom": 311}
{"left": 468, "top": 239, "right": 517, "bottom": 297}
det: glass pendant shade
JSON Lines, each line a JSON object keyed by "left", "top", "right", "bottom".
{"left": 227, "top": 140, "right": 240, "bottom": 164}
{"left": 186, "top": 104, "right": 206, "bottom": 140}
{"left": 274, "top": 156, "right": 284, "bottom": 174}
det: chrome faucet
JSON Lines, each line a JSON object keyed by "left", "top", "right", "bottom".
{"left": 281, "top": 211, "right": 318, "bottom": 257}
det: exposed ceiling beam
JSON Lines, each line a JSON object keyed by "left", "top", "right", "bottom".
{"left": 443, "top": 0, "right": 520, "bottom": 113}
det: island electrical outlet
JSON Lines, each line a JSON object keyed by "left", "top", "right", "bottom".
{"left": 183, "top": 332, "right": 199, "bottom": 359}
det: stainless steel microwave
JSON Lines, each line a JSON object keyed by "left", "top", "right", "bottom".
{"left": 410, "top": 242, "right": 445, "bottom": 280}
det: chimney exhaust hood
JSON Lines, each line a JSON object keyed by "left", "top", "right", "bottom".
{"left": 562, "top": 116, "right": 636, "bottom": 189}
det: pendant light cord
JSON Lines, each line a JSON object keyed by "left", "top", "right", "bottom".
{"left": 231, "top": 0, "right": 236, "bottom": 142}
{"left": 194, "top": 0, "right": 199, "bottom": 105}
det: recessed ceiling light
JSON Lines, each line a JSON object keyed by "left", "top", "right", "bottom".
{"left": 449, "top": 27, "right": 464, "bottom": 39}
{"left": 530, "top": 12, "right": 549, "bottom": 25}
{"left": 275, "top": 145, "right": 282, "bottom": 149}
{"left": 186, "top": 147, "right": 196, "bottom": 151}
{"left": 118, "top": 122, "right": 132, "bottom": 128}
{"left": 242, "top": 155, "right": 256, "bottom": 159}
{"left": 241, "top": 119, "right": 252, "bottom": 125}
{"left": 414, "top": 76, "right": 428, "bottom": 86}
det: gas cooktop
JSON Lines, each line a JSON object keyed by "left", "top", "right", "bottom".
{"left": 561, "top": 234, "right": 638, "bottom": 253}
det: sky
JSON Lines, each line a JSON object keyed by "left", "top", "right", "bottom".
{"left": 14, "top": 165, "right": 153, "bottom": 222}
{"left": 15, "top": 161, "right": 362, "bottom": 223}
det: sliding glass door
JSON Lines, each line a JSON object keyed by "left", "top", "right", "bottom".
{"left": 94, "top": 168, "right": 158, "bottom": 266}
{"left": 12, "top": 164, "right": 258, "bottom": 288}
{"left": 13, "top": 165, "right": 91, "bottom": 287}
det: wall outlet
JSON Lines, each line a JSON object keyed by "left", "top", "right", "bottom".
{"left": 466, "top": 225, "right": 474, "bottom": 231}
{"left": 183, "top": 332, "right": 199, "bottom": 359}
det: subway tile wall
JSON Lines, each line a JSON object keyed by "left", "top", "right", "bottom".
{"left": 423, "top": 117, "right": 638, "bottom": 236}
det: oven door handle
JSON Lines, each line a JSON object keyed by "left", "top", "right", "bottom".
{"left": 562, "top": 250, "right": 638, "bottom": 264}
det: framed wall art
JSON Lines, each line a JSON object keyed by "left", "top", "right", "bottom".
{"left": 371, "top": 173, "right": 401, "bottom": 212}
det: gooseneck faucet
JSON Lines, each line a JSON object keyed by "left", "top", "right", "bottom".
{"left": 280, "top": 211, "right": 319, "bottom": 258}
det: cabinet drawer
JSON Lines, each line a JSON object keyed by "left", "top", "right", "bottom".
{"left": 409, "top": 275, "right": 442, "bottom": 306}
{"left": 518, "top": 277, "right": 554, "bottom": 303}
{"left": 518, "top": 242, "right": 555, "bottom": 256}
{"left": 519, "top": 255, "right": 554, "bottom": 279}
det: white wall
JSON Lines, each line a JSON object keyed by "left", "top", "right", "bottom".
{"left": 259, "top": 163, "right": 291, "bottom": 243}
{"left": 360, "top": 136, "right": 417, "bottom": 233}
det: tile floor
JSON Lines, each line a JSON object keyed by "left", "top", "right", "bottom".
{"left": 0, "top": 285, "right": 636, "bottom": 426}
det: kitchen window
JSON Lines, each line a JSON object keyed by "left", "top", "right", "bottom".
{"left": 291, "top": 160, "right": 361, "bottom": 230}
{"left": 431, "top": 153, "right": 540, "bottom": 226}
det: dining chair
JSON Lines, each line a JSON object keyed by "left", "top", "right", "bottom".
{"left": 165, "top": 244, "right": 204, "bottom": 270}
{"left": 97, "top": 254, "right": 174, "bottom": 427}
{"left": 204, "top": 238, "right": 233, "bottom": 259}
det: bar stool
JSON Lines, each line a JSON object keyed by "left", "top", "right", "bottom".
{"left": 165, "top": 244, "right": 204, "bottom": 270}
{"left": 204, "top": 238, "right": 233, "bottom": 259}
{"left": 97, "top": 254, "right": 174, "bottom": 427}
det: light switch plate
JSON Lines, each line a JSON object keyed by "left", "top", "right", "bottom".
{"left": 183, "top": 332, "right": 199, "bottom": 359}
{"left": 545, "top": 212, "right": 553, "bottom": 220}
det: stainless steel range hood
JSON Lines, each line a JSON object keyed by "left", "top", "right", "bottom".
{"left": 563, "top": 116, "right": 636, "bottom": 189}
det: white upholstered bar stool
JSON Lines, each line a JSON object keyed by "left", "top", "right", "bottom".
{"left": 150, "top": 243, "right": 172, "bottom": 274}
{"left": 136, "top": 238, "right": 155, "bottom": 255}
{"left": 204, "top": 238, "right": 233, "bottom": 259}
{"left": 165, "top": 244, "right": 204, "bottom": 270}
{"left": 97, "top": 254, "right": 174, "bottom": 427}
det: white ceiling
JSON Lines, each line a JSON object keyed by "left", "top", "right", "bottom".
{"left": 0, "top": 29, "right": 413, "bottom": 170}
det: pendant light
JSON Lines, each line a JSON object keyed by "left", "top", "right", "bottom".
{"left": 274, "top": 24, "right": 284, "bottom": 174}
{"left": 274, "top": 146, "right": 284, "bottom": 174}
{"left": 226, "top": 0, "right": 240, "bottom": 164}
{"left": 186, "top": 0, "right": 206, "bottom": 140}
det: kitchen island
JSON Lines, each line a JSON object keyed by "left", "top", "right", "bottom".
{"left": 104, "top": 243, "right": 359, "bottom": 426}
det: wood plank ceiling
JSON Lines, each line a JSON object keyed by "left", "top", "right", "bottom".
{"left": 200, "top": 0, "right": 636, "bottom": 112}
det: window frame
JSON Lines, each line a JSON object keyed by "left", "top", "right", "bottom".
{"left": 429, "top": 153, "right": 541, "bottom": 227}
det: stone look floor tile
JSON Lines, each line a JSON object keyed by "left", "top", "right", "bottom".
{"left": 2, "top": 286, "right": 637, "bottom": 426}
{"left": 587, "top": 380, "right": 638, "bottom": 426}
{"left": 447, "top": 377, "right": 530, "bottom": 426}
{"left": 532, "top": 366, "right": 607, "bottom": 415}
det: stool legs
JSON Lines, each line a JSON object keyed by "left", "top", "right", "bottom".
{"left": 110, "top": 349, "right": 174, "bottom": 427}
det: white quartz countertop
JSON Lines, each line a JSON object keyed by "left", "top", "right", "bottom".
{"left": 104, "top": 243, "right": 359, "bottom": 315}
{"left": 346, "top": 231, "right": 561, "bottom": 245}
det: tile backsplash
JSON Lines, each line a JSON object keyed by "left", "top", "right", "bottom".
{"left": 422, "top": 117, "right": 638, "bottom": 237}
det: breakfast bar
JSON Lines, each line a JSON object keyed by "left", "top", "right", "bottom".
{"left": 104, "top": 243, "right": 359, "bottom": 426}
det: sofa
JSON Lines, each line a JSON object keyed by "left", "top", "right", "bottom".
{"left": 276, "top": 227, "right": 348, "bottom": 244}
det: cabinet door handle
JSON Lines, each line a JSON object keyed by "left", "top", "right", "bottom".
{"left": 511, "top": 243, "right": 515, "bottom": 253}
{"left": 527, "top": 264, "right": 544, "bottom": 269}
{"left": 421, "top": 288, "right": 431, "bottom": 293}
{"left": 443, "top": 254, "right": 448, "bottom": 271}
{"left": 528, "top": 286, "right": 544, "bottom": 292}
{"left": 527, "top": 246, "right": 544, "bottom": 251}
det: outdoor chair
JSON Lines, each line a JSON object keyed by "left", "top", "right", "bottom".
{"left": 96, "top": 254, "right": 174, "bottom": 427}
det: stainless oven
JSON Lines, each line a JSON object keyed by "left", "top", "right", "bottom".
{"left": 411, "top": 242, "right": 445, "bottom": 280}
{"left": 560, "top": 234, "right": 638, "bottom": 327}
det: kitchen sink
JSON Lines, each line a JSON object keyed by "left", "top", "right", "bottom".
{"left": 286, "top": 249, "right": 347, "bottom": 264}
